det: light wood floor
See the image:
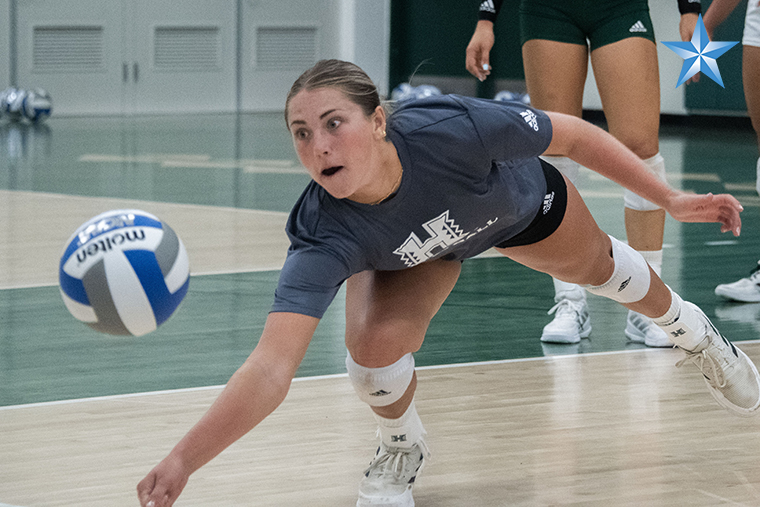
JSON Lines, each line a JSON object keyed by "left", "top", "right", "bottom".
{"left": 2, "top": 346, "right": 760, "bottom": 506}
{"left": 0, "top": 190, "right": 291, "bottom": 289}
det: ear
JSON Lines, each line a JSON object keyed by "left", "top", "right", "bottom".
{"left": 372, "top": 105, "right": 387, "bottom": 139}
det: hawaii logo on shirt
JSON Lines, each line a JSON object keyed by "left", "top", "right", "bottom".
{"left": 393, "top": 210, "right": 498, "bottom": 267}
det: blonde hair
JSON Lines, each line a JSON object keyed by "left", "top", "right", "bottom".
{"left": 285, "top": 59, "right": 381, "bottom": 128}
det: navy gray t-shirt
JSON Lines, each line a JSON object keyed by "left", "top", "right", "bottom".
{"left": 272, "top": 94, "right": 553, "bottom": 318}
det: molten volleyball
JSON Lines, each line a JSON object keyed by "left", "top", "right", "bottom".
{"left": 59, "top": 209, "right": 190, "bottom": 336}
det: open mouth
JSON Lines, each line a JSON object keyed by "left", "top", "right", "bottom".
{"left": 321, "top": 166, "right": 343, "bottom": 177}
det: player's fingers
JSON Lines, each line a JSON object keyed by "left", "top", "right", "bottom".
{"left": 481, "top": 60, "right": 491, "bottom": 78}
{"left": 715, "top": 201, "right": 742, "bottom": 236}
{"left": 465, "top": 48, "right": 485, "bottom": 80}
{"left": 146, "top": 490, "right": 173, "bottom": 507}
{"left": 137, "top": 474, "right": 157, "bottom": 506}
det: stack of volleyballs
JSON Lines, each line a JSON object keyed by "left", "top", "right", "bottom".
{"left": 0, "top": 87, "right": 53, "bottom": 123}
{"left": 59, "top": 209, "right": 190, "bottom": 337}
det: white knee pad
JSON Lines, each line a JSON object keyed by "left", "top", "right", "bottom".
{"left": 584, "top": 235, "right": 651, "bottom": 304}
{"left": 540, "top": 155, "right": 580, "bottom": 186}
{"left": 624, "top": 152, "right": 666, "bottom": 211}
{"left": 346, "top": 352, "right": 415, "bottom": 407}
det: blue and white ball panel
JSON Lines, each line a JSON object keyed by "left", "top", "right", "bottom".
{"left": 22, "top": 89, "right": 52, "bottom": 122}
{"left": 59, "top": 209, "right": 190, "bottom": 337}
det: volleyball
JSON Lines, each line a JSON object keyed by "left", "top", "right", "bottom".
{"left": 2, "top": 88, "right": 26, "bottom": 121}
{"left": 22, "top": 89, "right": 52, "bottom": 122}
{"left": 59, "top": 209, "right": 190, "bottom": 337}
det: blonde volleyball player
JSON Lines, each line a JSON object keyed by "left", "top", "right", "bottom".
{"left": 466, "top": 0, "right": 701, "bottom": 347}
{"left": 138, "top": 60, "right": 757, "bottom": 507}
{"left": 704, "top": 0, "right": 760, "bottom": 302}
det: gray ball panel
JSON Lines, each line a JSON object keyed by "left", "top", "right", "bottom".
{"left": 154, "top": 223, "right": 180, "bottom": 278}
{"left": 82, "top": 259, "right": 131, "bottom": 336}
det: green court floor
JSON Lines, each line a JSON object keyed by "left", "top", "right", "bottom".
{"left": 1, "top": 113, "right": 759, "bottom": 407}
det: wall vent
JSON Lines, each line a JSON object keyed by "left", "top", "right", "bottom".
{"left": 33, "top": 26, "right": 104, "bottom": 72}
{"left": 154, "top": 26, "right": 221, "bottom": 72}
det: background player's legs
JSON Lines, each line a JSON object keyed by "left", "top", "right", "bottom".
{"left": 715, "top": 44, "right": 760, "bottom": 301}
{"left": 747, "top": 46, "right": 760, "bottom": 155}
{"left": 590, "top": 36, "right": 671, "bottom": 347}
{"left": 345, "top": 260, "right": 461, "bottom": 505}
{"left": 523, "top": 39, "right": 592, "bottom": 344}
{"left": 498, "top": 178, "right": 760, "bottom": 416}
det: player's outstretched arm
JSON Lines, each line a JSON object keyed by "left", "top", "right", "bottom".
{"left": 543, "top": 111, "right": 743, "bottom": 236}
{"left": 137, "top": 312, "right": 319, "bottom": 507}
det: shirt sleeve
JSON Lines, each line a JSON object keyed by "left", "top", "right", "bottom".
{"left": 459, "top": 97, "right": 553, "bottom": 163}
{"left": 478, "top": 0, "right": 504, "bottom": 22}
{"left": 678, "top": 0, "right": 701, "bottom": 15}
{"left": 271, "top": 245, "right": 350, "bottom": 319}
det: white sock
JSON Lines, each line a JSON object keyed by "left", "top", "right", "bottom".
{"left": 652, "top": 288, "right": 707, "bottom": 351}
{"left": 552, "top": 278, "right": 586, "bottom": 301}
{"left": 374, "top": 401, "right": 425, "bottom": 449}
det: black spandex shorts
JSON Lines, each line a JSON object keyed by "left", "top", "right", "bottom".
{"left": 495, "top": 159, "right": 567, "bottom": 248}
{"left": 519, "top": 0, "right": 655, "bottom": 51}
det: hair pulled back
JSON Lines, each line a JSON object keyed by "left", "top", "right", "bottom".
{"left": 285, "top": 59, "right": 381, "bottom": 128}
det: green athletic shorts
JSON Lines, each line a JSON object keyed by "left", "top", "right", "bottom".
{"left": 519, "top": 0, "right": 655, "bottom": 51}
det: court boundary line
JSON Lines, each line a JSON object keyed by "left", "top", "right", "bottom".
{"left": 0, "top": 188, "right": 291, "bottom": 217}
{"left": 3, "top": 340, "right": 759, "bottom": 412}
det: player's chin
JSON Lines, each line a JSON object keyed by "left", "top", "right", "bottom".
{"left": 317, "top": 170, "right": 352, "bottom": 198}
{"left": 318, "top": 180, "right": 352, "bottom": 200}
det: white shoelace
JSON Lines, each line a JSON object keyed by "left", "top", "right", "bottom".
{"left": 364, "top": 439, "right": 430, "bottom": 481}
{"left": 547, "top": 298, "right": 585, "bottom": 318}
{"left": 676, "top": 347, "right": 727, "bottom": 389}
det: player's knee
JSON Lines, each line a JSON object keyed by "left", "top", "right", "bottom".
{"left": 584, "top": 235, "right": 651, "bottom": 303}
{"left": 346, "top": 352, "right": 415, "bottom": 407}
{"left": 540, "top": 155, "right": 580, "bottom": 185}
{"left": 617, "top": 134, "right": 658, "bottom": 160}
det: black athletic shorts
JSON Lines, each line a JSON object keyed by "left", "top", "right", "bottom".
{"left": 519, "top": 0, "right": 655, "bottom": 51}
{"left": 495, "top": 159, "right": 567, "bottom": 248}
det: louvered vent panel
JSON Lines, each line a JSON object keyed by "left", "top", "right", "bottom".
{"left": 33, "top": 26, "right": 104, "bottom": 72}
{"left": 256, "top": 27, "right": 316, "bottom": 70}
{"left": 154, "top": 27, "right": 221, "bottom": 71}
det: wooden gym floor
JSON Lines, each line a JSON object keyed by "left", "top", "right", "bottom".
{"left": 1, "top": 113, "right": 760, "bottom": 506}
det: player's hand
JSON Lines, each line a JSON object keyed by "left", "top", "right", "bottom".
{"left": 666, "top": 191, "right": 743, "bottom": 236}
{"left": 137, "top": 455, "right": 190, "bottom": 507}
{"left": 465, "top": 21, "right": 495, "bottom": 81}
{"left": 680, "top": 13, "right": 701, "bottom": 83}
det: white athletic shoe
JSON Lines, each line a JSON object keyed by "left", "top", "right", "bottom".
{"left": 540, "top": 296, "right": 591, "bottom": 344}
{"left": 625, "top": 310, "right": 672, "bottom": 348}
{"left": 715, "top": 261, "right": 760, "bottom": 302}
{"left": 675, "top": 303, "right": 760, "bottom": 417}
{"left": 356, "top": 439, "right": 430, "bottom": 507}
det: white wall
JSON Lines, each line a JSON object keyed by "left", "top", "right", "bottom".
{"left": 583, "top": 3, "right": 687, "bottom": 114}
{"left": 349, "top": 0, "right": 391, "bottom": 99}
{"left": 0, "top": 0, "right": 10, "bottom": 89}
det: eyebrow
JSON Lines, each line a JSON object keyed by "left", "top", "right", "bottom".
{"left": 319, "top": 108, "right": 337, "bottom": 119}
{"left": 289, "top": 108, "right": 339, "bottom": 129}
